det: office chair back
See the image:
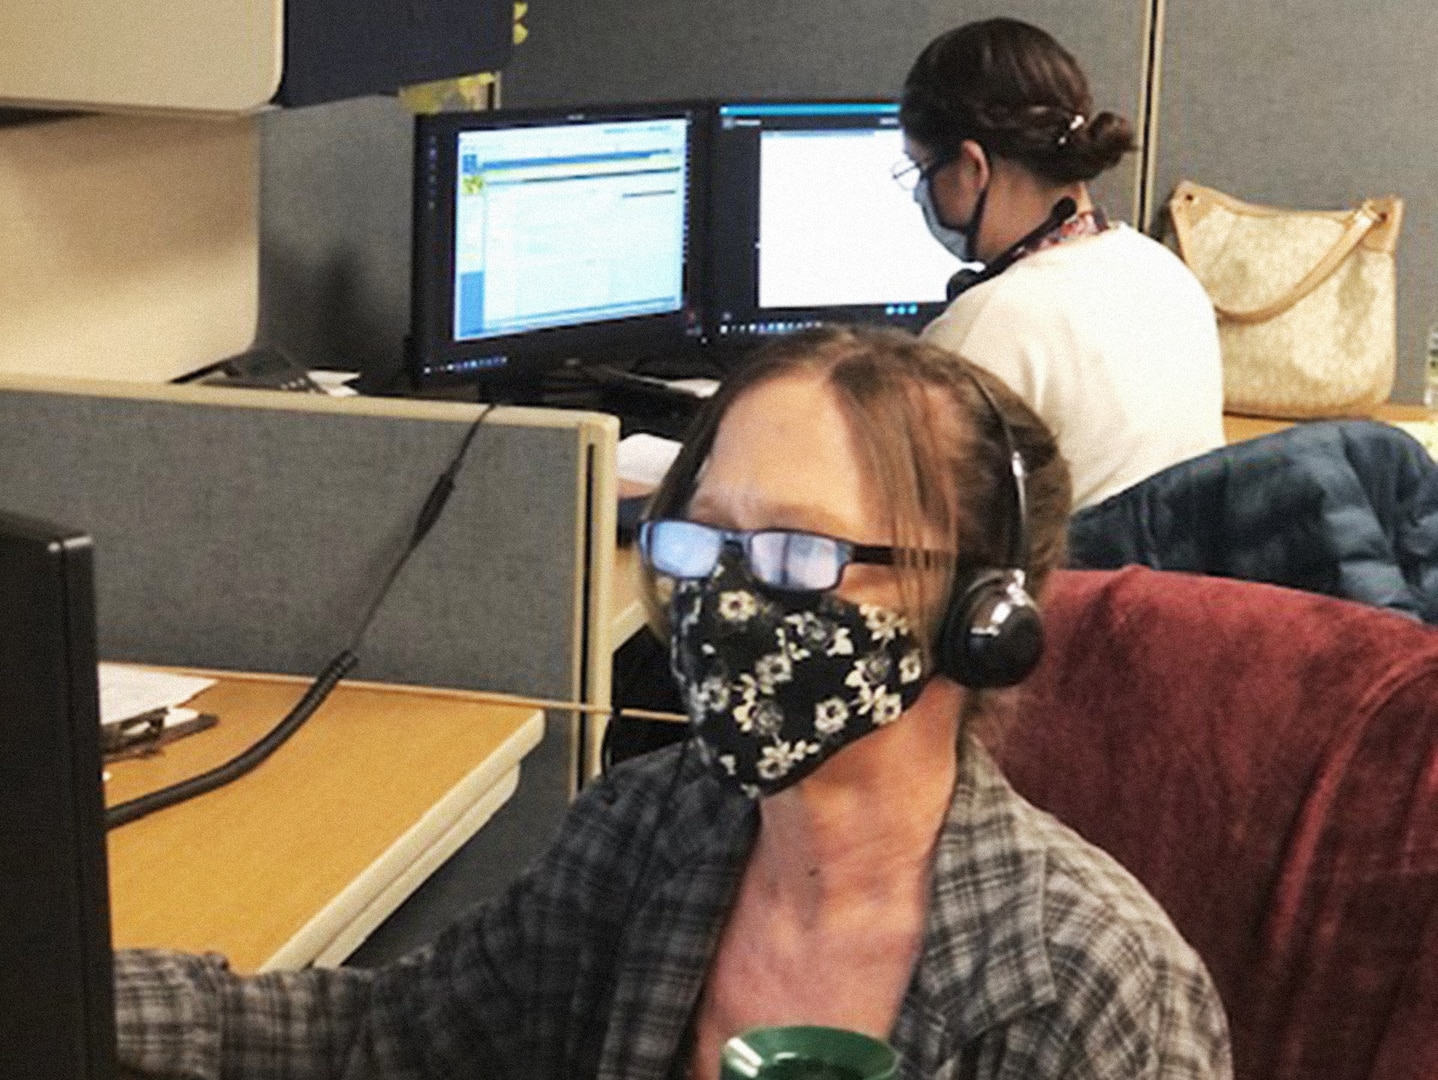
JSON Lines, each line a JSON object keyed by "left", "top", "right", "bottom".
{"left": 994, "top": 566, "right": 1438, "bottom": 1080}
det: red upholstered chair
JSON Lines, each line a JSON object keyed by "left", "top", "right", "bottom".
{"left": 993, "top": 567, "right": 1438, "bottom": 1080}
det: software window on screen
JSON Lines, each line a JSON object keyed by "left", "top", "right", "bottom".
{"left": 453, "top": 117, "right": 689, "bottom": 341}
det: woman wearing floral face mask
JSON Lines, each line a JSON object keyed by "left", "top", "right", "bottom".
{"left": 110, "top": 326, "right": 1230, "bottom": 1080}
{"left": 899, "top": 17, "right": 1224, "bottom": 511}
{"left": 637, "top": 325, "right": 1228, "bottom": 1079}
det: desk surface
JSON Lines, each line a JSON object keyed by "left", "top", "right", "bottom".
{"left": 1222, "top": 402, "right": 1431, "bottom": 443}
{"left": 105, "top": 670, "right": 543, "bottom": 973}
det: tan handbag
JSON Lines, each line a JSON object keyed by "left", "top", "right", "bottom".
{"left": 1167, "top": 180, "right": 1403, "bottom": 419}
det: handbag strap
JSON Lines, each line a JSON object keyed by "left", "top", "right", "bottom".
{"left": 1212, "top": 202, "right": 1385, "bottom": 324}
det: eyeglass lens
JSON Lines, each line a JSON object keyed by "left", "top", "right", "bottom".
{"left": 642, "top": 520, "right": 846, "bottom": 591}
{"left": 893, "top": 154, "right": 953, "bottom": 193}
{"left": 748, "top": 530, "right": 842, "bottom": 590}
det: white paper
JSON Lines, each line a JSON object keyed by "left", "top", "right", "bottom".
{"left": 154, "top": 706, "right": 202, "bottom": 729}
{"left": 617, "top": 433, "right": 683, "bottom": 486}
{"left": 308, "top": 369, "right": 360, "bottom": 397}
{"left": 98, "top": 663, "right": 216, "bottom": 726}
{"left": 666, "top": 377, "right": 719, "bottom": 398}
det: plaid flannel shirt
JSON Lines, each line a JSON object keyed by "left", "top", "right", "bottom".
{"left": 115, "top": 740, "right": 1232, "bottom": 1080}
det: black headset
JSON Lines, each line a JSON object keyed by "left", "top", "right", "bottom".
{"left": 933, "top": 370, "right": 1044, "bottom": 689}
{"left": 945, "top": 196, "right": 1078, "bottom": 302}
{"left": 927, "top": 200, "right": 1075, "bottom": 688}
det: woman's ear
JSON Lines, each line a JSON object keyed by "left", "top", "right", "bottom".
{"left": 957, "top": 139, "right": 990, "bottom": 189}
{"left": 933, "top": 139, "right": 989, "bottom": 216}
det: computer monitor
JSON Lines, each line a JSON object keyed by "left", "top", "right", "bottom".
{"left": 0, "top": 511, "right": 116, "bottom": 1079}
{"left": 704, "top": 100, "right": 960, "bottom": 352}
{"left": 409, "top": 102, "right": 707, "bottom": 395}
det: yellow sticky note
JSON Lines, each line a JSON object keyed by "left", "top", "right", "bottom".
{"left": 398, "top": 72, "right": 498, "bottom": 115}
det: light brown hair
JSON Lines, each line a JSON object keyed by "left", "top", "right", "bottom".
{"left": 644, "top": 325, "right": 1072, "bottom": 667}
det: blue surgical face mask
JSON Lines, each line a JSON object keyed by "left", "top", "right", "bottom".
{"left": 916, "top": 174, "right": 988, "bottom": 267}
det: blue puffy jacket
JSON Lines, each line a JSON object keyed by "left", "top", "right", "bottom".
{"left": 1067, "top": 420, "right": 1438, "bottom": 624}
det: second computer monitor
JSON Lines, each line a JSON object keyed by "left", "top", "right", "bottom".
{"left": 705, "top": 100, "right": 960, "bottom": 350}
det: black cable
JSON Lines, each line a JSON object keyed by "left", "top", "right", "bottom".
{"left": 344, "top": 403, "right": 496, "bottom": 654}
{"left": 105, "top": 651, "right": 359, "bottom": 829}
{"left": 106, "top": 404, "right": 498, "bottom": 830}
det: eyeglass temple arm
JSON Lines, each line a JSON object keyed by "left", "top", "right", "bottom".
{"left": 850, "top": 544, "right": 952, "bottom": 568}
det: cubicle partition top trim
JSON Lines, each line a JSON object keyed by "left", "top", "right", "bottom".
{"left": 0, "top": 373, "right": 617, "bottom": 434}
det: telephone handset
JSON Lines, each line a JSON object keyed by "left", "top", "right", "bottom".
{"left": 174, "top": 348, "right": 326, "bottom": 394}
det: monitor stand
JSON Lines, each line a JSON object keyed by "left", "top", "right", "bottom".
{"left": 533, "top": 364, "right": 707, "bottom": 441}
{"left": 388, "top": 353, "right": 716, "bottom": 441}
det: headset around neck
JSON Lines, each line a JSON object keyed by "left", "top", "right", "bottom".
{"left": 945, "top": 195, "right": 1079, "bottom": 302}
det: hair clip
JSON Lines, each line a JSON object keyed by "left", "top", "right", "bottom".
{"left": 1056, "top": 114, "right": 1085, "bottom": 147}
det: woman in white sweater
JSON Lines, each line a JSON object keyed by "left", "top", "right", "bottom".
{"left": 899, "top": 18, "right": 1224, "bottom": 509}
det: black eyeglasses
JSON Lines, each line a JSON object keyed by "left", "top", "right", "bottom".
{"left": 891, "top": 154, "right": 954, "bottom": 193}
{"left": 638, "top": 518, "right": 951, "bottom": 593}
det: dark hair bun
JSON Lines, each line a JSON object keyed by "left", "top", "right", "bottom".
{"left": 900, "top": 18, "right": 1136, "bottom": 185}
{"left": 1054, "top": 111, "right": 1135, "bottom": 182}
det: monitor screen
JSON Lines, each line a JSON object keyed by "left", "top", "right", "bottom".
{"left": 705, "top": 100, "right": 960, "bottom": 351}
{"left": 0, "top": 511, "right": 115, "bottom": 1079}
{"left": 409, "top": 103, "right": 707, "bottom": 392}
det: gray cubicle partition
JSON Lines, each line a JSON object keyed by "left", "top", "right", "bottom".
{"left": 1151, "top": 0, "right": 1438, "bottom": 404}
{"left": 0, "top": 377, "right": 618, "bottom": 961}
{"left": 500, "top": 0, "right": 1152, "bottom": 223}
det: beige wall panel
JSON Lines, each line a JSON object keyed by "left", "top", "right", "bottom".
{"left": 0, "top": 114, "right": 258, "bottom": 382}
{"left": 0, "top": 0, "right": 281, "bottom": 113}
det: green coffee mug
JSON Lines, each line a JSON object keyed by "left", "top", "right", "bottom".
{"left": 719, "top": 1025, "right": 898, "bottom": 1080}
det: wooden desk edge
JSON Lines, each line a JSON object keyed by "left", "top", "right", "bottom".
{"left": 142, "top": 666, "right": 554, "bottom": 706}
{"left": 270, "top": 709, "right": 543, "bottom": 969}
{"left": 106, "top": 668, "right": 545, "bottom": 970}
{"left": 1223, "top": 403, "right": 1431, "bottom": 444}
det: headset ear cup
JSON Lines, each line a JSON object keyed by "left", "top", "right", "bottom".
{"left": 935, "top": 569, "right": 1045, "bottom": 689}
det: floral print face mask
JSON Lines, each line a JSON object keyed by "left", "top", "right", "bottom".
{"left": 668, "top": 550, "right": 928, "bottom": 798}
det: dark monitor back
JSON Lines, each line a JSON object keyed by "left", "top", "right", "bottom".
{"left": 0, "top": 512, "right": 115, "bottom": 1079}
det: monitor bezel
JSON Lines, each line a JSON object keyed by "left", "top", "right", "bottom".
{"left": 0, "top": 511, "right": 115, "bottom": 1079}
{"left": 408, "top": 100, "right": 711, "bottom": 395}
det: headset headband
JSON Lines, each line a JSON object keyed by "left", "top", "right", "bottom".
{"left": 958, "top": 369, "right": 1029, "bottom": 575}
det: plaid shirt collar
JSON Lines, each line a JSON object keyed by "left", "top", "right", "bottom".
{"left": 898, "top": 745, "right": 1058, "bottom": 1072}
{"left": 598, "top": 764, "right": 754, "bottom": 1080}
{"left": 595, "top": 743, "right": 1056, "bottom": 1080}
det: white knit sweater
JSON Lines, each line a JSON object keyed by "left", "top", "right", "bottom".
{"left": 922, "top": 224, "right": 1225, "bottom": 509}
